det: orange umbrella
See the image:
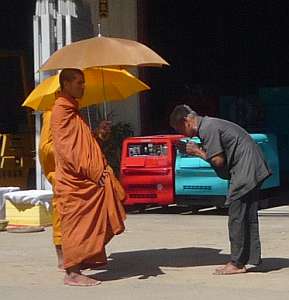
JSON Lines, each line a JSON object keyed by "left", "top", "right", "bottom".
{"left": 40, "top": 35, "right": 169, "bottom": 71}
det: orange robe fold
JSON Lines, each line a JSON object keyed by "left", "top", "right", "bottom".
{"left": 51, "top": 96, "right": 126, "bottom": 269}
{"left": 39, "top": 111, "right": 62, "bottom": 246}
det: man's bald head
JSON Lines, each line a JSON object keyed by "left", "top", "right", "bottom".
{"left": 59, "top": 68, "right": 84, "bottom": 91}
{"left": 59, "top": 68, "right": 85, "bottom": 99}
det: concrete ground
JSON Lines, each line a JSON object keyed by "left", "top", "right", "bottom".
{"left": 0, "top": 205, "right": 289, "bottom": 300}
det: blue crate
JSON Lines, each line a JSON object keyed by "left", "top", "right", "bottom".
{"left": 175, "top": 133, "right": 280, "bottom": 197}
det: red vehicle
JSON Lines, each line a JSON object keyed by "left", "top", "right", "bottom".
{"left": 120, "top": 135, "right": 183, "bottom": 206}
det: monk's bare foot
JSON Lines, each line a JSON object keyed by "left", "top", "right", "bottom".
{"left": 58, "top": 265, "right": 65, "bottom": 272}
{"left": 213, "top": 262, "right": 247, "bottom": 275}
{"left": 64, "top": 272, "right": 101, "bottom": 286}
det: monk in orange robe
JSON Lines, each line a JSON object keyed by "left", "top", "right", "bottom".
{"left": 39, "top": 112, "right": 114, "bottom": 270}
{"left": 51, "top": 68, "right": 126, "bottom": 286}
{"left": 39, "top": 111, "right": 113, "bottom": 271}
{"left": 39, "top": 111, "right": 63, "bottom": 269}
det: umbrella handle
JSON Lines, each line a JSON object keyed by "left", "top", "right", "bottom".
{"left": 86, "top": 106, "right": 92, "bottom": 129}
{"left": 100, "top": 67, "right": 107, "bottom": 119}
{"left": 98, "top": 23, "right": 102, "bottom": 37}
{"left": 103, "top": 101, "right": 107, "bottom": 119}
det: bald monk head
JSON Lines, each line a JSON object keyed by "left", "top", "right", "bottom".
{"left": 59, "top": 68, "right": 85, "bottom": 99}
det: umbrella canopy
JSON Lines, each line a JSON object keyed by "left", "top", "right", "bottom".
{"left": 40, "top": 36, "right": 169, "bottom": 71}
{"left": 22, "top": 68, "right": 150, "bottom": 111}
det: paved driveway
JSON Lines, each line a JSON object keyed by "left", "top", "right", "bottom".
{"left": 1, "top": 206, "right": 289, "bottom": 300}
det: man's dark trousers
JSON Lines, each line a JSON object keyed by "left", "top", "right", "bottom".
{"left": 228, "top": 187, "right": 262, "bottom": 268}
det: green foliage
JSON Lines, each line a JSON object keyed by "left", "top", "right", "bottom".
{"left": 102, "top": 121, "right": 134, "bottom": 177}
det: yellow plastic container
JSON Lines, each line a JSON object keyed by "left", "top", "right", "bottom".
{"left": 5, "top": 201, "right": 52, "bottom": 226}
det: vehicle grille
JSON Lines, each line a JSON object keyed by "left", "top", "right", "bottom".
{"left": 183, "top": 185, "right": 212, "bottom": 190}
{"left": 128, "top": 184, "right": 157, "bottom": 189}
{"left": 129, "top": 193, "right": 157, "bottom": 198}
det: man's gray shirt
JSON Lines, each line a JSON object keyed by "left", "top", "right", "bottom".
{"left": 196, "top": 116, "right": 271, "bottom": 204}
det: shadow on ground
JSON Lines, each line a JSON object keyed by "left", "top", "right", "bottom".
{"left": 248, "top": 258, "right": 289, "bottom": 273}
{"left": 126, "top": 204, "right": 228, "bottom": 216}
{"left": 88, "top": 248, "right": 289, "bottom": 281}
{"left": 89, "top": 246, "right": 230, "bottom": 281}
{"left": 125, "top": 188, "right": 289, "bottom": 216}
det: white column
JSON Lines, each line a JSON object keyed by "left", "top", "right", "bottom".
{"left": 34, "top": 0, "right": 57, "bottom": 190}
{"left": 33, "top": 0, "right": 77, "bottom": 189}
{"left": 56, "top": 14, "right": 64, "bottom": 50}
{"left": 65, "top": 15, "right": 72, "bottom": 44}
{"left": 33, "top": 15, "right": 43, "bottom": 189}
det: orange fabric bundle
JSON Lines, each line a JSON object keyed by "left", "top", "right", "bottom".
{"left": 39, "top": 111, "right": 62, "bottom": 246}
{"left": 39, "top": 111, "right": 55, "bottom": 184}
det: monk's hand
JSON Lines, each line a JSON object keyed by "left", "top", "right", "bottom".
{"left": 96, "top": 120, "right": 112, "bottom": 141}
{"left": 98, "top": 169, "right": 109, "bottom": 187}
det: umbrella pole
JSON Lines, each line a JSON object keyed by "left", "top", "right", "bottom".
{"left": 103, "top": 102, "right": 107, "bottom": 119}
{"left": 100, "top": 68, "right": 108, "bottom": 119}
{"left": 86, "top": 106, "right": 92, "bottom": 129}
